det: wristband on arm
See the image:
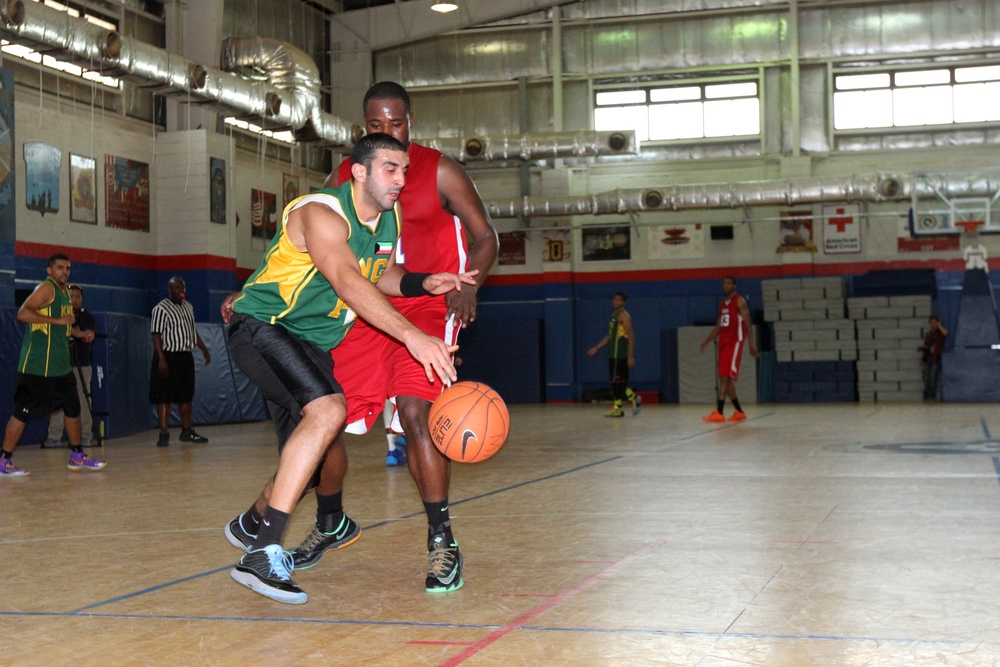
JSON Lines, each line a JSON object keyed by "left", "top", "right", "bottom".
{"left": 399, "top": 272, "right": 433, "bottom": 297}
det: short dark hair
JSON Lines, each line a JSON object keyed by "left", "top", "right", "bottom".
{"left": 723, "top": 275, "right": 736, "bottom": 285}
{"left": 929, "top": 314, "right": 940, "bottom": 323}
{"left": 615, "top": 291, "right": 627, "bottom": 302}
{"left": 48, "top": 253, "right": 69, "bottom": 267}
{"left": 69, "top": 284, "right": 82, "bottom": 293}
{"left": 363, "top": 81, "right": 410, "bottom": 114}
{"left": 351, "top": 133, "right": 407, "bottom": 172}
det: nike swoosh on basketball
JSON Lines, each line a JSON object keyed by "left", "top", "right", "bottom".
{"left": 461, "top": 429, "right": 477, "bottom": 458}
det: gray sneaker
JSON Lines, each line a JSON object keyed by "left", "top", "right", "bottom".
{"left": 291, "top": 514, "right": 361, "bottom": 569}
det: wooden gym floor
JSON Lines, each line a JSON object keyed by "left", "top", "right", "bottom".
{"left": 2, "top": 402, "right": 1000, "bottom": 666}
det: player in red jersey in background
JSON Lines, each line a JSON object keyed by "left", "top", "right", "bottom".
{"left": 700, "top": 276, "right": 758, "bottom": 423}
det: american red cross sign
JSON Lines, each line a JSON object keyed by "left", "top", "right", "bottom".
{"left": 822, "top": 203, "right": 861, "bottom": 254}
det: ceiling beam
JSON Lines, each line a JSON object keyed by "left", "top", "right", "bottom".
{"left": 332, "top": 0, "right": 567, "bottom": 51}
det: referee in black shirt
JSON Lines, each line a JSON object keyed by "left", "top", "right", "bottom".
{"left": 149, "top": 276, "right": 211, "bottom": 446}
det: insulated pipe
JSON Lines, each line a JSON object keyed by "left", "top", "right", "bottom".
{"left": 420, "top": 130, "right": 637, "bottom": 162}
{"left": 482, "top": 174, "right": 997, "bottom": 219}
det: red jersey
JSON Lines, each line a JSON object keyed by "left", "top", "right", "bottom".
{"left": 717, "top": 293, "right": 748, "bottom": 347}
{"left": 336, "top": 142, "right": 468, "bottom": 281}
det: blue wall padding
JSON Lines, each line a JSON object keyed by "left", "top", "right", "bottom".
{"left": 942, "top": 270, "right": 1000, "bottom": 402}
{"left": 457, "top": 316, "right": 544, "bottom": 404}
{"left": 660, "top": 328, "right": 679, "bottom": 403}
{"left": 192, "top": 323, "right": 268, "bottom": 425}
{"left": 1, "top": 310, "right": 268, "bottom": 444}
{"left": 0, "top": 310, "right": 47, "bottom": 444}
{"left": 852, "top": 268, "right": 937, "bottom": 297}
{"left": 772, "top": 360, "right": 856, "bottom": 403}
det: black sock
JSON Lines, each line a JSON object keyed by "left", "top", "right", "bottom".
{"left": 717, "top": 399, "right": 725, "bottom": 414}
{"left": 316, "top": 492, "right": 345, "bottom": 533}
{"left": 316, "top": 491, "right": 343, "bottom": 517}
{"left": 732, "top": 397, "right": 743, "bottom": 412}
{"left": 424, "top": 499, "right": 454, "bottom": 543}
{"left": 71, "top": 446, "right": 84, "bottom": 454}
{"left": 252, "top": 506, "right": 289, "bottom": 549}
{"left": 0, "top": 450, "right": 10, "bottom": 459}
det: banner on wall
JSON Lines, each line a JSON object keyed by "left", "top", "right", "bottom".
{"left": 648, "top": 224, "right": 705, "bottom": 260}
{"left": 105, "top": 155, "right": 150, "bottom": 231}
{"left": 70, "top": 153, "right": 97, "bottom": 224}
{"left": 210, "top": 157, "right": 226, "bottom": 224}
{"left": 250, "top": 189, "right": 278, "bottom": 247}
{"left": 821, "top": 204, "right": 861, "bottom": 254}
{"left": 498, "top": 231, "right": 526, "bottom": 265}
{"left": 0, "top": 68, "right": 14, "bottom": 247}
{"left": 23, "top": 142, "right": 60, "bottom": 216}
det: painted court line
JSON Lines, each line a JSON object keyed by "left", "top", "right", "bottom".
{"left": 436, "top": 539, "right": 668, "bottom": 667}
{"left": 677, "top": 411, "right": 774, "bottom": 442}
{"left": 58, "top": 455, "right": 625, "bottom": 613}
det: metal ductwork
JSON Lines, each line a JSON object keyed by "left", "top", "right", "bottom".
{"left": 421, "top": 130, "right": 638, "bottom": 162}
{"left": 484, "top": 173, "right": 1000, "bottom": 219}
{"left": 220, "top": 36, "right": 358, "bottom": 146}
{"left": 0, "top": 1, "right": 632, "bottom": 157}
{"left": 0, "top": 0, "right": 360, "bottom": 146}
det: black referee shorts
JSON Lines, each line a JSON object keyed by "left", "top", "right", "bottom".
{"left": 227, "top": 312, "right": 343, "bottom": 456}
{"left": 148, "top": 350, "right": 196, "bottom": 405}
{"left": 12, "top": 372, "right": 80, "bottom": 422}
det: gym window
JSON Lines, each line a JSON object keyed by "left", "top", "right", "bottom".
{"left": 833, "top": 64, "right": 1000, "bottom": 130}
{"left": 594, "top": 79, "right": 760, "bottom": 142}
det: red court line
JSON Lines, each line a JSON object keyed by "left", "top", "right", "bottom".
{"left": 437, "top": 539, "right": 667, "bottom": 667}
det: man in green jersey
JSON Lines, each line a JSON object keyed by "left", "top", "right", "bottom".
{"left": 226, "top": 133, "right": 475, "bottom": 604}
{"left": 1, "top": 254, "right": 107, "bottom": 476}
{"left": 586, "top": 291, "right": 640, "bottom": 418}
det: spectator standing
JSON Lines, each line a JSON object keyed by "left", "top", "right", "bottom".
{"left": 921, "top": 315, "right": 948, "bottom": 401}
{"left": 149, "top": 276, "right": 211, "bottom": 447}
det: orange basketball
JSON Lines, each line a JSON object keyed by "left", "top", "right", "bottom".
{"left": 428, "top": 381, "right": 509, "bottom": 463}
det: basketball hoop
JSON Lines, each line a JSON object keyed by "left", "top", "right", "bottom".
{"left": 955, "top": 220, "right": 984, "bottom": 236}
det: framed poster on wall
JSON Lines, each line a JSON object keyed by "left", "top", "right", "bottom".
{"left": 23, "top": 142, "right": 60, "bottom": 216}
{"left": 582, "top": 224, "right": 631, "bottom": 261}
{"left": 69, "top": 153, "right": 97, "bottom": 224}
{"left": 105, "top": 154, "right": 149, "bottom": 231}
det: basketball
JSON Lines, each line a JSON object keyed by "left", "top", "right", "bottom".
{"left": 428, "top": 381, "right": 509, "bottom": 463}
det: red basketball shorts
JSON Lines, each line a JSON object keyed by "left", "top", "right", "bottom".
{"left": 717, "top": 339, "right": 744, "bottom": 380}
{"left": 331, "top": 295, "right": 458, "bottom": 434}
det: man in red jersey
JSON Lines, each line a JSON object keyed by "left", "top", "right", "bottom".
{"left": 700, "top": 276, "right": 758, "bottom": 423}
{"left": 328, "top": 82, "right": 497, "bottom": 592}
{"left": 226, "top": 82, "right": 498, "bottom": 593}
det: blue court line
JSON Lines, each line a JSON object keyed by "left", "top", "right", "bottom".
{"left": 0, "top": 609, "right": 968, "bottom": 648}
{"left": 676, "top": 411, "right": 775, "bottom": 442}
{"left": 983, "top": 417, "right": 992, "bottom": 440}
{"left": 65, "top": 455, "right": 625, "bottom": 614}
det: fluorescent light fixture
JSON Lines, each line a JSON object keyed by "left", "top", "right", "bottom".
{"left": 431, "top": 2, "right": 458, "bottom": 12}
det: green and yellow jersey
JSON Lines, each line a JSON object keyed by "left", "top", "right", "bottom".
{"left": 232, "top": 181, "right": 400, "bottom": 352}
